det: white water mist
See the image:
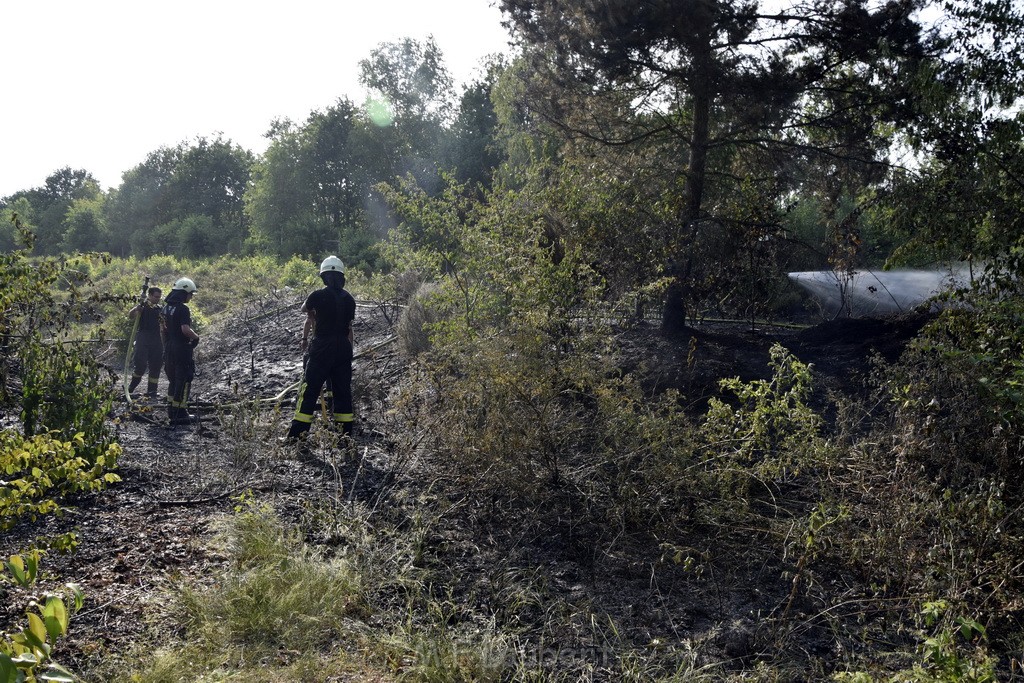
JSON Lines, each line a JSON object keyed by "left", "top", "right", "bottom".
{"left": 788, "top": 268, "right": 969, "bottom": 317}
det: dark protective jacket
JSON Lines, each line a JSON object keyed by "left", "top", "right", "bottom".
{"left": 137, "top": 304, "right": 161, "bottom": 334}
{"left": 162, "top": 288, "right": 195, "bottom": 409}
{"left": 162, "top": 288, "right": 192, "bottom": 346}
{"left": 305, "top": 285, "right": 356, "bottom": 345}
{"left": 291, "top": 284, "right": 356, "bottom": 432}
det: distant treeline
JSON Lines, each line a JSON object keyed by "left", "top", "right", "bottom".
{"left": 0, "top": 37, "right": 503, "bottom": 271}
{"left": 3, "top": 0, "right": 1024, "bottom": 330}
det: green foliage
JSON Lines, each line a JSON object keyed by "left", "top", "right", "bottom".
{"left": 836, "top": 282, "right": 1024, "bottom": 601}
{"left": 0, "top": 552, "right": 84, "bottom": 683}
{"left": 500, "top": 0, "right": 983, "bottom": 328}
{"left": 791, "top": 278, "right": 1024, "bottom": 678}
{"left": 104, "top": 136, "right": 253, "bottom": 258}
{"left": 359, "top": 36, "right": 454, "bottom": 126}
{"left": 244, "top": 97, "right": 396, "bottom": 263}
{"left": 381, "top": 170, "right": 835, "bottom": 546}
{"left": 0, "top": 219, "right": 119, "bottom": 451}
{"left": 61, "top": 196, "right": 108, "bottom": 254}
{"left": 836, "top": 602, "right": 995, "bottom": 682}
{"left": 0, "top": 430, "right": 121, "bottom": 531}
{"left": 382, "top": 173, "right": 619, "bottom": 497}
{"left": 0, "top": 221, "right": 122, "bottom": 537}
{"left": 3, "top": 168, "right": 102, "bottom": 257}
{"left": 583, "top": 344, "right": 830, "bottom": 543}
{"left": 20, "top": 340, "right": 115, "bottom": 457}
{"left": 446, "top": 58, "right": 507, "bottom": 188}
{"left": 155, "top": 214, "right": 217, "bottom": 258}
{"left": 4, "top": 550, "right": 41, "bottom": 589}
{"left": 413, "top": 316, "right": 613, "bottom": 490}
{"left": 703, "top": 344, "right": 826, "bottom": 486}
{"left": 886, "top": 287, "right": 1024, "bottom": 481}
{"left": 540, "top": 152, "right": 678, "bottom": 311}
{"left": 380, "top": 171, "right": 838, "bottom": 561}
{"left": 279, "top": 255, "right": 319, "bottom": 289}
{"left": 0, "top": 199, "right": 35, "bottom": 253}
{"left": 83, "top": 253, "right": 339, "bottom": 333}
{"left": 882, "top": 107, "right": 1024, "bottom": 271}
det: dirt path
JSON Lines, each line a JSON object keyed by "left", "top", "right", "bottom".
{"left": 0, "top": 293, "right": 402, "bottom": 669}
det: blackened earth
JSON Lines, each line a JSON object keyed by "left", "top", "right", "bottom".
{"left": 0, "top": 297, "right": 936, "bottom": 677}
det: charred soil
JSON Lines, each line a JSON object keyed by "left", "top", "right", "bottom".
{"left": 0, "top": 299, "right": 936, "bottom": 677}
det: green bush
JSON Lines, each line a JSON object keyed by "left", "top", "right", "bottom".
{"left": 280, "top": 254, "right": 318, "bottom": 289}
{"left": 0, "top": 550, "right": 85, "bottom": 683}
{"left": 898, "top": 298, "right": 1023, "bottom": 473}
{"left": 0, "top": 223, "right": 122, "bottom": 536}
{"left": 0, "top": 430, "right": 120, "bottom": 530}
{"left": 702, "top": 343, "right": 827, "bottom": 491}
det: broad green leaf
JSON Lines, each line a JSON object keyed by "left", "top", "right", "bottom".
{"left": 39, "top": 663, "right": 76, "bottom": 682}
{"left": 25, "top": 614, "right": 47, "bottom": 652}
{"left": 9, "top": 651, "right": 38, "bottom": 666}
{"left": 6, "top": 556, "right": 26, "bottom": 587}
{"left": 43, "top": 598, "right": 67, "bottom": 633}
{"left": 42, "top": 616, "right": 63, "bottom": 644}
{"left": 0, "top": 653, "right": 20, "bottom": 683}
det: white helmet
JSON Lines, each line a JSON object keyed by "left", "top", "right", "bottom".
{"left": 172, "top": 277, "right": 197, "bottom": 293}
{"left": 319, "top": 256, "right": 345, "bottom": 274}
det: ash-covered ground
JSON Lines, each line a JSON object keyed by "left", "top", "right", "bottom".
{"left": 0, "top": 291, "right": 935, "bottom": 676}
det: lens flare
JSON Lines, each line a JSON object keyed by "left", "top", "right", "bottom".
{"left": 365, "top": 97, "right": 394, "bottom": 127}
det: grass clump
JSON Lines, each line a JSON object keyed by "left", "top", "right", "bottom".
{"left": 177, "top": 503, "right": 369, "bottom": 651}
{"left": 117, "top": 502, "right": 377, "bottom": 682}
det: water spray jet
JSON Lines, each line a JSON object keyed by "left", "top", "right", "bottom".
{"left": 788, "top": 268, "right": 967, "bottom": 318}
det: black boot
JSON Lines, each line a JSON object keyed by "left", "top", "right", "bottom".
{"left": 168, "top": 406, "right": 198, "bottom": 425}
{"left": 279, "top": 421, "right": 312, "bottom": 457}
{"left": 285, "top": 420, "right": 311, "bottom": 441}
{"left": 128, "top": 375, "right": 142, "bottom": 393}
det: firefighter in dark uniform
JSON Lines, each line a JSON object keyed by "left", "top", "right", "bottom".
{"left": 285, "top": 256, "right": 356, "bottom": 444}
{"left": 127, "top": 286, "right": 163, "bottom": 398}
{"left": 162, "top": 277, "right": 200, "bottom": 424}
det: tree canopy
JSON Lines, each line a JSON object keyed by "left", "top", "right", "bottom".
{"left": 2, "top": 12, "right": 1023, "bottom": 330}
{"left": 497, "top": 0, "right": 1024, "bottom": 329}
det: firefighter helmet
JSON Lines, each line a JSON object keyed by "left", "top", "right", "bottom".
{"left": 172, "top": 277, "right": 197, "bottom": 293}
{"left": 319, "top": 256, "right": 345, "bottom": 274}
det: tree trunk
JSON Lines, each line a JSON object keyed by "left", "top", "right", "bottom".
{"left": 662, "top": 32, "right": 713, "bottom": 334}
{"left": 662, "top": 267, "right": 689, "bottom": 332}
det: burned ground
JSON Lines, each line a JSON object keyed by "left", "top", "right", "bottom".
{"left": 619, "top": 311, "right": 935, "bottom": 406}
{"left": 0, "top": 298, "right": 936, "bottom": 677}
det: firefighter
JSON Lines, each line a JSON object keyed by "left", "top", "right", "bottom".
{"left": 127, "top": 286, "right": 163, "bottom": 398}
{"left": 284, "top": 256, "right": 356, "bottom": 446}
{"left": 162, "top": 277, "right": 200, "bottom": 424}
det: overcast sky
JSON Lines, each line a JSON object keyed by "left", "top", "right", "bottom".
{"left": 1, "top": 0, "right": 513, "bottom": 198}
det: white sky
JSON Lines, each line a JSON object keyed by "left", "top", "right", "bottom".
{"left": 1, "top": 0, "right": 513, "bottom": 198}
